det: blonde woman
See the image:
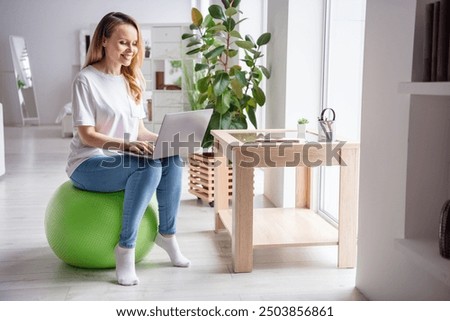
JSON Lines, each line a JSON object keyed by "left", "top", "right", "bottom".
{"left": 67, "top": 12, "right": 190, "bottom": 286}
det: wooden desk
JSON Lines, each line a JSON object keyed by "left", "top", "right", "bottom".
{"left": 212, "top": 129, "right": 359, "bottom": 273}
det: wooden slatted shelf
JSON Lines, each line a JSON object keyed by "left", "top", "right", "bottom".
{"left": 188, "top": 153, "right": 232, "bottom": 206}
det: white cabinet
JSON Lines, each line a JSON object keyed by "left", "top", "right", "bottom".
{"left": 152, "top": 27, "right": 182, "bottom": 43}
{"left": 141, "top": 24, "right": 192, "bottom": 132}
{"left": 142, "top": 59, "right": 152, "bottom": 90}
{"left": 151, "top": 43, "right": 182, "bottom": 59}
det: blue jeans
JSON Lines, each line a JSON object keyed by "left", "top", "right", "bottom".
{"left": 70, "top": 154, "right": 183, "bottom": 248}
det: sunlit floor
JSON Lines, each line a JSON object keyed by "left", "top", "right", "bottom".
{"left": 0, "top": 126, "right": 365, "bottom": 301}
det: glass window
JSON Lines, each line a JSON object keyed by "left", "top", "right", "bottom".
{"left": 319, "top": 0, "right": 366, "bottom": 222}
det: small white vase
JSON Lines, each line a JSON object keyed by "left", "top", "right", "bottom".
{"left": 297, "top": 123, "right": 306, "bottom": 139}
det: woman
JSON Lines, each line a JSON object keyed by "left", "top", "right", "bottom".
{"left": 66, "top": 12, "right": 190, "bottom": 286}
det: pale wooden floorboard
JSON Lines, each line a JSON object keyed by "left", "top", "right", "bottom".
{"left": 0, "top": 126, "right": 365, "bottom": 301}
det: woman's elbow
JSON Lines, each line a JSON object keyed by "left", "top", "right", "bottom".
{"left": 76, "top": 127, "right": 95, "bottom": 147}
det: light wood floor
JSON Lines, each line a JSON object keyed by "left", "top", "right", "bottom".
{"left": 0, "top": 126, "right": 365, "bottom": 301}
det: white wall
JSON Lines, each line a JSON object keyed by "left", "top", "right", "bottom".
{"left": 319, "top": 0, "right": 366, "bottom": 220}
{"left": 357, "top": 0, "right": 412, "bottom": 298}
{"left": 237, "top": 0, "right": 267, "bottom": 130}
{"left": 285, "top": 0, "right": 324, "bottom": 130}
{"left": 357, "top": 0, "right": 450, "bottom": 300}
{"left": 0, "top": 103, "right": 5, "bottom": 176}
{"left": 264, "top": 0, "right": 289, "bottom": 207}
{"left": 0, "top": 0, "right": 191, "bottom": 125}
{"left": 325, "top": 0, "right": 366, "bottom": 141}
{"left": 264, "top": 0, "right": 324, "bottom": 207}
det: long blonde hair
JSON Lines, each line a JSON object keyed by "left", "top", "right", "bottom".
{"left": 84, "top": 12, "right": 145, "bottom": 104}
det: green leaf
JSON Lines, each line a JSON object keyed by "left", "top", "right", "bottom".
{"left": 252, "top": 86, "right": 266, "bottom": 106}
{"left": 203, "top": 15, "right": 215, "bottom": 28}
{"left": 215, "top": 95, "right": 224, "bottom": 115}
{"left": 231, "top": 0, "right": 241, "bottom": 8}
{"left": 191, "top": 8, "right": 203, "bottom": 27}
{"left": 209, "top": 4, "right": 226, "bottom": 20}
{"left": 213, "top": 72, "right": 230, "bottom": 96}
{"left": 252, "top": 69, "right": 263, "bottom": 82}
{"left": 247, "top": 106, "right": 257, "bottom": 128}
{"left": 229, "top": 113, "right": 247, "bottom": 129}
{"left": 259, "top": 65, "right": 271, "bottom": 79}
{"left": 194, "top": 63, "right": 209, "bottom": 72}
{"left": 186, "top": 47, "right": 202, "bottom": 55}
{"left": 235, "top": 70, "right": 247, "bottom": 86}
{"left": 225, "top": 18, "right": 236, "bottom": 32}
{"left": 223, "top": 93, "right": 232, "bottom": 110}
{"left": 243, "top": 58, "right": 254, "bottom": 67}
{"left": 197, "top": 76, "right": 210, "bottom": 93}
{"left": 189, "top": 24, "right": 199, "bottom": 30}
{"left": 206, "top": 110, "right": 233, "bottom": 136}
{"left": 235, "top": 40, "right": 254, "bottom": 50}
{"left": 227, "top": 49, "right": 239, "bottom": 58}
{"left": 219, "top": 111, "right": 233, "bottom": 129}
{"left": 252, "top": 51, "right": 262, "bottom": 59}
{"left": 208, "top": 111, "right": 221, "bottom": 130}
{"left": 247, "top": 97, "right": 256, "bottom": 108}
{"left": 229, "top": 30, "right": 242, "bottom": 39}
{"left": 201, "top": 112, "right": 216, "bottom": 148}
{"left": 182, "top": 33, "right": 194, "bottom": 40}
{"left": 198, "top": 93, "right": 208, "bottom": 104}
{"left": 256, "top": 32, "right": 271, "bottom": 46}
{"left": 187, "top": 40, "right": 202, "bottom": 47}
{"left": 204, "top": 45, "right": 225, "bottom": 59}
{"left": 216, "top": 91, "right": 231, "bottom": 115}
{"left": 229, "top": 65, "right": 242, "bottom": 76}
{"left": 230, "top": 94, "right": 240, "bottom": 109}
{"left": 209, "top": 56, "right": 219, "bottom": 65}
{"left": 221, "top": 0, "right": 231, "bottom": 9}
{"left": 235, "top": 17, "right": 248, "bottom": 25}
{"left": 205, "top": 38, "right": 215, "bottom": 46}
{"left": 231, "top": 78, "right": 243, "bottom": 99}
{"left": 245, "top": 35, "right": 256, "bottom": 46}
{"left": 225, "top": 7, "right": 238, "bottom": 17}
{"left": 208, "top": 24, "right": 227, "bottom": 32}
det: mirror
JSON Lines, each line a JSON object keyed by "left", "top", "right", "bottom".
{"left": 79, "top": 29, "right": 91, "bottom": 67}
{"left": 9, "top": 35, "right": 39, "bottom": 125}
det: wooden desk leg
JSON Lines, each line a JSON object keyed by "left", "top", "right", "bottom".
{"left": 295, "top": 166, "right": 311, "bottom": 209}
{"left": 338, "top": 147, "right": 359, "bottom": 268}
{"left": 232, "top": 149, "right": 254, "bottom": 273}
{"left": 214, "top": 140, "right": 228, "bottom": 232}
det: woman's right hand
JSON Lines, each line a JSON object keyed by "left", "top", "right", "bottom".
{"left": 124, "top": 141, "right": 154, "bottom": 155}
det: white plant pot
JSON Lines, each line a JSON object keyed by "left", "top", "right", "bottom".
{"left": 297, "top": 123, "right": 307, "bottom": 139}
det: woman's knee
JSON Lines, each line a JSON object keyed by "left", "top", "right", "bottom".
{"left": 162, "top": 156, "right": 183, "bottom": 175}
{"left": 135, "top": 159, "right": 162, "bottom": 179}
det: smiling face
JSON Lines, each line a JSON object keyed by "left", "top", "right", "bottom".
{"left": 102, "top": 23, "right": 139, "bottom": 69}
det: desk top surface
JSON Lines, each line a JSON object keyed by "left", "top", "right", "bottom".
{"left": 211, "top": 129, "right": 359, "bottom": 147}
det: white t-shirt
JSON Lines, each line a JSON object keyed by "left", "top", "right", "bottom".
{"left": 66, "top": 65, "right": 146, "bottom": 177}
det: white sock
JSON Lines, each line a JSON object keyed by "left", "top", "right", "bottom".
{"left": 114, "top": 245, "right": 139, "bottom": 286}
{"left": 155, "top": 233, "right": 191, "bottom": 267}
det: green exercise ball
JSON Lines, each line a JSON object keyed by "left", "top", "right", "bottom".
{"left": 45, "top": 181, "right": 158, "bottom": 269}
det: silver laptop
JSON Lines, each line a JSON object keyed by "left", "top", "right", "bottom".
{"left": 126, "top": 109, "right": 212, "bottom": 159}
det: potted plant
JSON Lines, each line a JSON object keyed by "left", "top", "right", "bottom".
{"left": 183, "top": 0, "right": 271, "bottom": 148}
{"left": 182, "top": 61, "right": 207, "bottom": 111}
{"left": 297, "top": 117, "right": 309, "bottom": 138}
{"left": 182, "top": 0, "right": 271, "bottom": 206}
